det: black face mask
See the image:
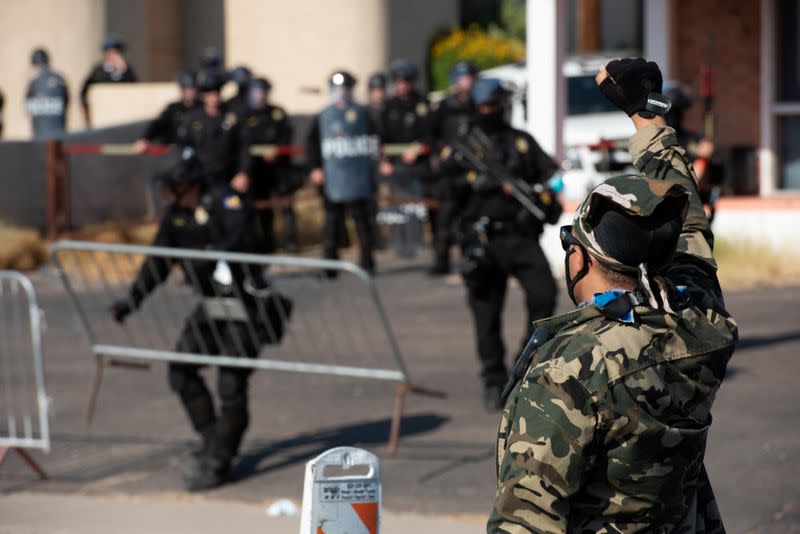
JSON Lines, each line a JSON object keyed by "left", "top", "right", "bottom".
{"left": 474, "top": 110, "right": 505, "bottom": 133}
{"left": 564, "top": 245, "right": 590, "bottom": 306}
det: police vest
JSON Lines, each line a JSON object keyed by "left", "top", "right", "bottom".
{"left": 319, "top": 103, "right": 378, "bottom": 202}
{"left": 26, "top": 70, "right": 67, "bottom": 138}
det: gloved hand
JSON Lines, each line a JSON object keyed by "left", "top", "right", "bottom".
{"left": 109, "top": 299, "right": 134, "bottom": 324}
{"left": 598, "top": 58, "right": 666, "bottom": 117}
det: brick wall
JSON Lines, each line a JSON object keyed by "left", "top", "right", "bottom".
{"left": 670, "top": 0, "right": 760, "bottom": 149}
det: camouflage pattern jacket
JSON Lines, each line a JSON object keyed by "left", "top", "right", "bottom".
{"left": 488, "top": 125, "right": 738, "bottom": 533}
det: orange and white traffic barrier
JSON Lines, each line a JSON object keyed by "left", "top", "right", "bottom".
{"left": 300, "top": 447, "right": 381, "bottom": 534}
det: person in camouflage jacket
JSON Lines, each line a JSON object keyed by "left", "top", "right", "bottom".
{"left": 488, "top": 58, "right": 738, "bottom": 533}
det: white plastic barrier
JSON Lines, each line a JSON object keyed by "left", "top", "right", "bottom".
{"left": 300, "top": 447, "right": 381, "bottom": 534}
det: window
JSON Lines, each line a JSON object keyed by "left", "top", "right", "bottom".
{"left": 776, "top": 0, "right": 800, "bottom": 189}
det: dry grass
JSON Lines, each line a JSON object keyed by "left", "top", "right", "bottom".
{"left": 715, "top": 237, "right": 800, "bottom": 289}
{"left": 0, "top": 223, "right": 48, "bottom": 271}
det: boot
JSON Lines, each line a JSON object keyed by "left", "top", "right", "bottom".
{"left": 182, "top": 454, "right": 232, "bottom": 492}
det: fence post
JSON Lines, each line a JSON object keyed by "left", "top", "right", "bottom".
{"left": 45, "top": 140, "right": 68, "bottom": 239}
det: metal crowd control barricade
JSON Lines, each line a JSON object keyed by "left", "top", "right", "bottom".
{"left": 0, "top": 271, "right": 49, "bottom": 479}
{"left": 51, "top": 241, "right": 441, "bottom": 453}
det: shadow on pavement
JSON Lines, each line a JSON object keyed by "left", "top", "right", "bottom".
{"left": 736, "top": 331, "right": 800, "bottom": 351}
{"left": 234, "top": 413, "right": 449, "bottom": 481}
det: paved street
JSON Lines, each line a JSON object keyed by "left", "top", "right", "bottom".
{"left": 1, "top": 250, "right": 799, "bottom": 532}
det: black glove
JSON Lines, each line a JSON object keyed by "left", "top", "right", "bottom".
{"left": 109, "top": 299, "right": 134, "bottom": 324}
{"left": 599, "top": 58, "right": 669, "bottom": 117}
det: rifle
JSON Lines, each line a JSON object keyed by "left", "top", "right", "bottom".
{"left": 450, "top": 126, "right": 551, "bottom": 223}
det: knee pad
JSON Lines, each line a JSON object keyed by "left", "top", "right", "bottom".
{"left": 168, "top": 364, "right": 203, "bottom": 395}
{"left": 218, "top": 370, "right": 249, "bottom": 403}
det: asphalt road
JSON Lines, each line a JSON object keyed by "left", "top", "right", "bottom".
{"left": 1, "top": 251, "right": 798, "bottom": 532}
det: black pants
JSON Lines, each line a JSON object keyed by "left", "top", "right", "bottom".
{"left": 255, "top": 205, "right": 298, "bottom": 254}
{"left": 324, "top": 197, "right": 374, "bottom": 270}
{"left": 462, "top": 233, "right": 557, "bottom": 388}
{"left": 169, "top": 306, "right": 259, "bottom": 464}
{"left": 433, "top": 196, "right": 457, "bottom": 269}
{"left": 255, "top": 207, "right": 276, "bottom": 254}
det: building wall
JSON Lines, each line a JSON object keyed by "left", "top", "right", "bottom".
{"left": 0, "top": 0, "right": 106, "bottom": 139}
{"left": 670, "top": 0, "right": 760, "bottom": 149}
{"left": 386, "top": 0, "right": 459, "bottom": 92}
{"left": 224, "top": 0, "right": 458, "bottom": 113}
{"left": 181, "top": 0, "right": 226, "bottom": 71}
{"left": 224, "top": 0, "right": 391, "bottom": 114}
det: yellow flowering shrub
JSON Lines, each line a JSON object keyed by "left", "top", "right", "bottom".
{"left": 430, "top": 25, "right": 525, "bottom": 90}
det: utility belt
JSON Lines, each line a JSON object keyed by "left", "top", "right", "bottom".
{"left": 460, "top": 216, "right": 527, "bottom": 242}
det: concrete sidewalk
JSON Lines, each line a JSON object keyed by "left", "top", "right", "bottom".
{"left": 0, "top": 493, "right": 486, "bottom": 534}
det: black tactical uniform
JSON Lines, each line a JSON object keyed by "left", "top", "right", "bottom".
{"left": 430, "top": 85, "right": 475, "bottom": 273}
{"left": 443, "top": 79, "right": 561, "bottom": 409}
{"left": 225, "top": 66, "right": 252, "bottom": 117}
{"left": 26, "top": 49, "right": 69, "bottom": 140}
{"left": 177, "top": 71, "right": 251, "bottom": 187}
{"left": 663, "top": 82, "right": 722, "bottom": 222}
{"left": 381, "top": 60, "right": 433, "bottom": 257}
{"left": 141, "top": 71, "right": 200, "bottom": 145}
{"left": 242, "top": 78, "right": 295, "bottom": 253}
{"left": 80, "top": 37, "right": 138, "bottom": 115}
{"left": 367, "top": 73, "right": 387, "bottom": 132}
{"left": 111, "top": 151, "right": 290, "bottom": 490}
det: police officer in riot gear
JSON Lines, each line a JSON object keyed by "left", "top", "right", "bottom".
{"left": 307, "top": 70, "right": 378, "bottom": 274}
{"left": 367, "top": 72, "right": 388, "bottom": 250}
{"left": 25, "top": 48, "right": 69, "bottom": 140}
{"left": 225, "top": 66, "right": 253, "bottom": 116}
{"left": 200, "top": 47, "right": 223, "bottom": 72}
{"left": 243, "top": 77, "right": 298, "bottom": 253}
{"left": 134, "top": 70, "right": 200, "bottom": 153}
{"left": 380, "top": 59, "right": 433, "bottom": 258}
{"left": 177, "top": 69, "right": 251, "bottom": 193}
{"left": 367, "top": 73, "right": 387, "bottom": 130}
{"left": 108, "top": 149, "right": 291, "bottom": 491}
{"left": 442, "top": 78, "right": 561, "bottom": 410}
{"left": 663, "top": 81, "right": 721, "bottom": 221}
{"left": 430, "top": 61, "right": 478, "bottom": 274}
{"left": 80, "top": 36, "right": 138, "bottom": 127}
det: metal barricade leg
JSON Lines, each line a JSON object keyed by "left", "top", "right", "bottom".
{"left": 387, "top": 384, "right": 447, "bottom": 456}
{"left": 84, "top": 355, "right": 106, "bottom": 424}
{"left": 0, "top": 446, "right": 47, "bottom": 479}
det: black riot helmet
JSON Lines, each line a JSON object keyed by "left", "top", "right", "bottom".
{"left": 329, "top": 70, "right": 357, "bottom": 89}
{"left": 229, "top": 65, "right": 252, "bottom": 92}
{"left": 471, "top": 78, "right": 510, "bottom": 107}
{"left": 196, "top": 69, "right": 226, "bottom": 93}
{"left": 31, "top": 48, "right": 50, "bottom": 67}
{"left": 177, "top": 70, "right": 196, "bottom": 88}
{"left": 251, "top": 77, "right": 272, "bottom": 92}
{"left": 390, "top": 59, "right": 418, "bottom": 82}
{"left": 450, "top": 61, "right": 477, "bottom": 80}
{"left": 662, "top": 81, "right": 693, "bottom": 111}
{"left": 662, "top": 81, "right": 693, "bottom": 130}
{"left": 368, "top": 73, "right": 387, "bottom": 90}
{"left": 200, "top": 47, "right": 222, "bottom": 70}
{"left": 102, "top": 35, "right": 126, "bottom": 53}
{"left": 156, "top": 147, "right": 206, "bottom": 192}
